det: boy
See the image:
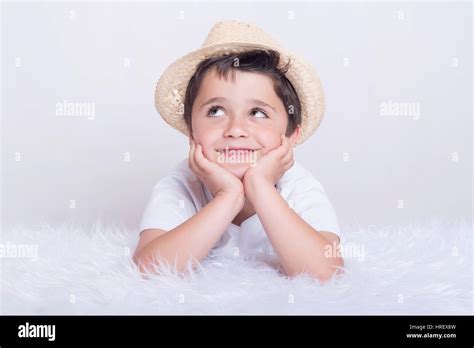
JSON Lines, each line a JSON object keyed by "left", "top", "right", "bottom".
{"left": 133, "top": 21, "right": 344, "bottom": 282}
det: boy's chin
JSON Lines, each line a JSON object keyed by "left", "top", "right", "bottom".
{"left": 217, "top": 162, "right": 250, "bottom": 179}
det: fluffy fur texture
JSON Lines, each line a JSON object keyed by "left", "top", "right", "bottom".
{"left": 1, "top": 217, "right": 471, "bottom": 314}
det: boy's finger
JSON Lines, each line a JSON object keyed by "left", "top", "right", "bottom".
{"left": 188, "top": 140, "right": 197, "bottom": 172}
{"left": 278, "top": 135, "right": 290, "bottom": 158}
{"left": 191, "top": 141, "right": 200, "bottom": 173}
{"left": 193, "top": 143, "right": 203, "bottom": 170}
{"left": 281, "top": 146, "right": 293, "bottom": 164}
{"left": 266, "top": 135, "right": 286, "bottom": 158}
{"left": 194, "top": 144, "right": 212, "bottom": 173}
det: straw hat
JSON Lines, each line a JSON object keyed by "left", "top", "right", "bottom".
{"left": 154, "top": 20, "right": 326, "bottom": 146}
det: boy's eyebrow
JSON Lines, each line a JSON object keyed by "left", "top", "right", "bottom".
{"left": 199, "top": 97, "right": 276, "bottom": 112}
{"left": 199, "top": 97, "right": 227, "bottom": 110}
{"left": 247, "top": 98, "right": 276, "bottom": 112}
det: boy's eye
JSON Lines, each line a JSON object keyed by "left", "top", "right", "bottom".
{"left": 207, "top": 106, "right": 226, "bottom": 117}
{"left": 206, "top": 106, "right": 268, "bottom": 118}
{"left": 250, "top": 108, "right": 268, "bottom": 118}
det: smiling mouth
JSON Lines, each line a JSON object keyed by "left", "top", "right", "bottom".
{"left": 216, "top": 149, "right": 259, "bottom": 154}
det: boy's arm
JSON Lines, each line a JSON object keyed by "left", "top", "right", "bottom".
{"left": 133, "top": 191, "right": 244, "bottom": 274}
{"left": 243, "top": 134, "right": 344, "bottom": 282}
{"left": 246, "top": 180, "right": 344, "bottom": 282}
{"left": 134, "top": 138, "right": 245, "bottom": 275}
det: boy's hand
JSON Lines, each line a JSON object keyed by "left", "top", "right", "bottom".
{"left": 243, "top": 134, "right": 294, "bottom": 200}
{"left": 189, "top": 138, "right": 245, "bottom": 199}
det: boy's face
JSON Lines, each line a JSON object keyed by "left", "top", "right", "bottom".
{"left": 190, "top": 67, "right": 300, "bottom": 179}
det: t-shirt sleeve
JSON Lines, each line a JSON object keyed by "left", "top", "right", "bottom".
{"left": 287, "top": 176, "right": 343, "bottom": 243}
{"left": 138, "top": 174, "right": 197, "bottom": 236}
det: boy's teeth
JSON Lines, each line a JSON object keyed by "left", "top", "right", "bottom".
{"left": 217, "top": 148, "right": 258, "bottom": 153}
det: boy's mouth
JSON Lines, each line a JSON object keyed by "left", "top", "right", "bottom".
{"left": 216, "top": 148, "right": 259, "bottom": 154}
{"left": 216, "top": 147, "right": 259, "bottom": 152}
{"left": 215, "top": 148, "right": 259, "bottom": 166}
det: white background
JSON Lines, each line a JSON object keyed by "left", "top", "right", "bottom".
{"left": 1, "top": 1, "right": 472, "bottom": 232}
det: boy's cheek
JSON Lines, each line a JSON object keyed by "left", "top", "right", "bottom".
{"left": 199, "top": 146, "right": 216, "bottom": 160}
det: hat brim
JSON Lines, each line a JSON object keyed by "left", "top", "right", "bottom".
{"left": 155, "top": 42, "right": 325, "bottom": 146}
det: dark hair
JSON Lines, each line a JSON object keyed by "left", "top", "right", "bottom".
{"left": 183, "top": 49, "right": 302, "bottom": 137}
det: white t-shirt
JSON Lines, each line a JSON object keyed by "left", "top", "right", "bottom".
{"left": 139, "top": 158, "right": 342, "bottom": 262}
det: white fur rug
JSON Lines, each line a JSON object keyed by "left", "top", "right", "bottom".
{"left": 1, "top": 217, "right": 472, "bottom": 314}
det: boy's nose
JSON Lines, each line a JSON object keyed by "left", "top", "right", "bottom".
{"left": 223, "top": 117, "right": 249, "bottom": 138}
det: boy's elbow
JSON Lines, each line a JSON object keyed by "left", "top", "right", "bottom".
{"left": 295, "top": 257, "right": 344, "bottom": 283}
{"left": 317, "top": 257, "right": 345, "bottom": 283}
{"left": 132, "top": 250, "right": 193, "bottom": 276}
{"left": 132, "top": 252, "right": 148, "bottom": 273}
{"left": 132, "top": 251, "right": 157, "bottom": 275}
{"left": 132, "top": 248, "right": 143, "bottom": 267}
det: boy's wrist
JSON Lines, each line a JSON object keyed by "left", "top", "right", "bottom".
{"left": 215, "top": 190, "right": 245, "bottom": 212}
{"left": 244, "top": 178, "right": 275, "bottom": 204}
